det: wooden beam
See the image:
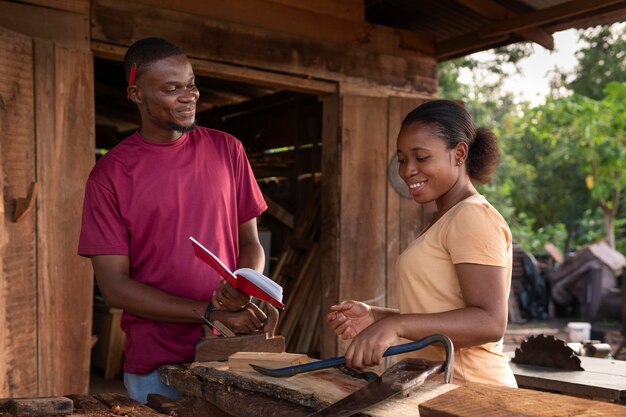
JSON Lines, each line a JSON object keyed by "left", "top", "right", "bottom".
{"left": 477, "top": 0, "right": 625, "bottom": 39}
{"left": 91, "top": 0, "right": 437, "bottom": 95}
{"left": 437, "top": 32, "right": 510, "bottom": 61}
{"left": 0, "top": 1, "right": 89, "bottom": 51}
{"left": 13, "top": 0, "right": 89, "bottom": 14}
{"left": 455, "top": 0, "right": 554, "bottom": 50}
{"left": 91, "top": 41, "right": 337, "bottom": 95}
{"left": 133, "top": 0, "right": 432, "bottom": 57}
{"left": 266, "top": 0, "right": 365, "bottom": 22}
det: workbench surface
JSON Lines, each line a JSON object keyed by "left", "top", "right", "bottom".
{"left": 160, "top": 361, "right": 626, "bottom": 417}
{"left": 509, "top": 354, "right": 626, "bottom": 403}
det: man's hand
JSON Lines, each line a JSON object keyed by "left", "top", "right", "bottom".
{"left": 213, "top": 302, "right": 268, "bottom": 334}
{"left": 213, "top": 280, "right": 251, "bottom": 311}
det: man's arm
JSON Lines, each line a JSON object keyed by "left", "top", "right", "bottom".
{"left": 92, "top": 253, "right": 267, "bottom": 332}
{"left": 238, "top": 217, "right": 265, "bottom": 272}
{"left": 213, "top": 217, "right": 266, "bottom": 309}
{"left": 92, "top": 255, "right": 207, "bottom": 322}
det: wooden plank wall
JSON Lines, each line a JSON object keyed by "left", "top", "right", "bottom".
{"left": 35, "top": 41, "right": 95, "bottom": 395}
{"left": 328, "top": 96, "right": 432, "bottom": 356}
{"left": 386, "top": 98, "right": 429, "bottom": 310}
{"left": 0, "top": 0, "right": 93, "bottom": 396}
{"left": 0, "top": 26, "right": 38, "bottom": 398}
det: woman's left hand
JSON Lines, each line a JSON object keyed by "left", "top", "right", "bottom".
{"left": 344, "top": 317, "right": 400, "bottom": 370}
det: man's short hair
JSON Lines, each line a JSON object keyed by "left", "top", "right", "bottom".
{"left": 123, "top": 37, "right": 184, "bottom": 83}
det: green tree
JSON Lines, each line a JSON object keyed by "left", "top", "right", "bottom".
{"left": 552, "top": 24, "right": 626, "bottom": 100}
{"left": 515, "top": 83, "right": 626, "bottom": 249}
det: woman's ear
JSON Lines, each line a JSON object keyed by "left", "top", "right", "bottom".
{"left": 454, "top": 142, "right": 468, "bottom": 163}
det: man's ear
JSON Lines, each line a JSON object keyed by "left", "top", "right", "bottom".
{"left": 127, "top": 86, "right": 141, "bottom": 102}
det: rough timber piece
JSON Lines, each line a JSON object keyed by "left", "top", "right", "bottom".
{"left": 147, "top": 394, "right": 234, "bottom": 417}
{"left": 3, "top": 397, "right": 72, "bottom": 416}
{"left": 160, "top": 362, "right": 458, "bottom": 417}
{"left": 195, "top": 333, "right": 285, "bottom": 361}
{"left": 228, "top": 352, "right": 310, "bottom": 371}
{"left": 160, "top": 365, "right": 313, "bottom": 417}
{"left": 419, "top": 382, "right": 626, "bottom": 417}
{"left": 93, "top": 393, "right": 170, "bottom": 417}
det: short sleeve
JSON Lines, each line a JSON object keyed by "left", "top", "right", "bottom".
{"left": 232, "top": 139, "right": 267, "bottom": 224}
{"left": 77, "top": 175, "right": 130, "bottom": 256}
{"left": 446, "top": 202, "right": 511, "bottom": 267}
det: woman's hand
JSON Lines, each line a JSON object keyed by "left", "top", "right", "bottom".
{"left": 213, "top": 280, "right": 251, "bottom": 311}
{"left": 326, "top": 300, "right": 375, "bottom": 340}
{"left": 343, "top": 317, "right": 400, "bottom": 370}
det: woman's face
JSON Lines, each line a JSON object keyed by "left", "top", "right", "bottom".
{"left": 396, "top": 122, "right": 465, "bottom": 207}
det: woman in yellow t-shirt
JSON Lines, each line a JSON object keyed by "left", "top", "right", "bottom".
{"left": 326, "top": 99, "right": 517, "bottom": 387}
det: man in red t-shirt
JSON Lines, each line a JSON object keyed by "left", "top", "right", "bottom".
{"left": 78, "top": 37, "right": 268, "bottom": 403}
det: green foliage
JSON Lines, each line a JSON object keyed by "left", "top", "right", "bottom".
{"left": 437, "top": 26, "right": 626, "bottom": 256}
{"left": 569, "top": 25, "right": 626, "bottom": 100}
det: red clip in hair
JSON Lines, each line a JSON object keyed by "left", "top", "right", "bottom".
{"left": 127, "top": 63, "right": 137, "bottom": 99}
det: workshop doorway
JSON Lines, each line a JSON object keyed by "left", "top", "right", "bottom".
{"left": 91, "top": 57, "right": 329, "bottom": 383}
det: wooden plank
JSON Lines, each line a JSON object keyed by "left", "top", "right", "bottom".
{"left": 35, "top": 41, "right": 95, "bottom": 395}
{"left": 268, "top": 0, "right": 365, "bottom": 22}
{"left": 0, "top": 1, "right": 89, "bottom": 51}
{"left": 228, "top": 352, "right": 310, "bottom": 371}
{"left": 339, "top": 95, "right": 389, "bottom": 312}
{"left": 164, "top": 362, "right": 458, "bottom": 417}
{"left": 14, "top": 0, "right": 89, "bottom": 14}
{"left": 91, "top": 41, "right": 337, "bottom": 95}
{"left": 132, "top": 0, "right": 431, "bottom": 56}
{"left": 8, "top": 397, "right": 73, "bottom": 416}
{"left": 478, "top": 0, "right": 625, "bottom": 39}
{"left": 320, "top": 93, "right": 340, "bottom": 358}
{"left": 160, "top": 365, "right": 313, "bottom": 417}
{"left": 147, "top": 394, "right": 234, "bottom": 417}
{"left": 455, "top": 0, "right": 554, "bottom": 50}
{"left": 91, "top": 0, "right": 437, "bottom": 94}
{"left": 419, "top": 382, "right": 626, "bottom": 416}
{"left": 0, "top": 25, "right": 38, "bottom": 398}
{"left": 94, "top": 393, "right": 170, "bottom": 417}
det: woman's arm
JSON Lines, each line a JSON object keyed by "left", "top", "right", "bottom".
{"left": 343, "top": 262, "right": 509, "bottom": 368}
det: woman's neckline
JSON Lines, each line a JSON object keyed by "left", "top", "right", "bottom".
{"left": 417, "top": 192, "right": 479, "bottom": 238}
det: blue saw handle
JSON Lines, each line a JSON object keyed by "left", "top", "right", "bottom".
{"left": 250, "top": 333, "right": 454, "bottom": 381}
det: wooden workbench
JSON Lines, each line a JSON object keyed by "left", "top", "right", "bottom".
{"left": 160, "top": 361, "right": 626, "bottom": 417}
{"left": 510, "top": 355, "right": 626, "bottom": 404}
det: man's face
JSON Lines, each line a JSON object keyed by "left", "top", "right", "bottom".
{"left": 132, "top": 54, "right": 200, "bottom": 139}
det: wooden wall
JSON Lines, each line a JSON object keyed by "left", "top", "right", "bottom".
{"left": 89, "top": 0, "right": 438, "bottom": 357}
{"left": 0, "top": 25, "right": 38, "bottom": 399}
{"left": 323, "top": 95, "right": 435, "bottom": 356}
{"left": 1, "top": 0, "right": 438, "bottom": 397}
{"left": 0, "top": 0, "right": 94, "bottom": 396}
{"left": 91, "top": 0, "right": 437, "bottom": 96}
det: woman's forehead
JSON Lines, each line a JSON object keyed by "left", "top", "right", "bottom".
{"left": 398, "top": 123, "right": 444, "bottom": 148}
